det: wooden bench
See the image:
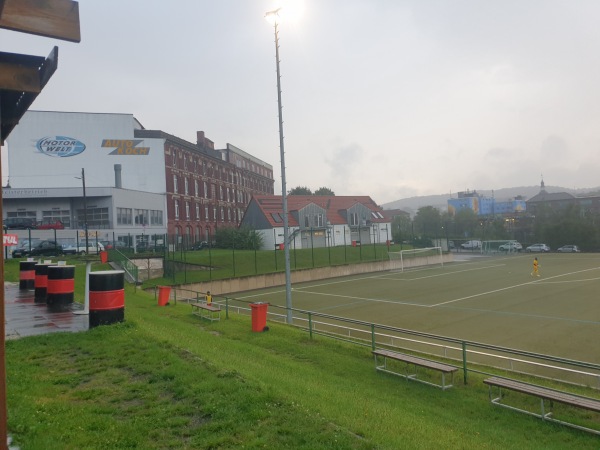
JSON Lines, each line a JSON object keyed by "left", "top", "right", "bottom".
{"left": 484, "top": 376, "right": 600, "bottom": 435}
{"left": 190, "top": 302, "right": 221, "bottom": 322}
{"left": 373, "top": 349, "right": 458, "bottom": 390}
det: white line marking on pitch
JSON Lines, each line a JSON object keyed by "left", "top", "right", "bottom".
{"left": 430, "top": 266, "right": 600, "bottom": 307}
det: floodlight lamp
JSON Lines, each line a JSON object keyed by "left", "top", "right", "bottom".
{"left": 265, "top": 8, "right": 281, "bottom": 25}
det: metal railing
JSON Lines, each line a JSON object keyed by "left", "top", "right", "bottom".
{"left": 165, "top": 287, "right": 600, "bottom": 391}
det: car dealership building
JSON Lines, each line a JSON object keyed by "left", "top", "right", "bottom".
{"left": 4, "top": 111, "right": 274, "bottom": 250}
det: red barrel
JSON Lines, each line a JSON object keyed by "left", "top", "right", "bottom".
{"left": 34, "top": 263, "right": 56, "bottom": 303}
{"left": 19, "top": 260, "right": 36, "bottom": 290}
{"left": 46, "top": 265, "right": 75, "bottom": 310}
{"left": 250, "top": 302, "right": 269, "bottom": 332}
{"left": 157, "top": 286, "right": 171, "bottom": 306}
{"left": 89, "top": 270, "right": 125, "bottom": 328}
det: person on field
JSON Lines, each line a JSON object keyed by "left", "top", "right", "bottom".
{"left": 205, "top": 291, "right": 212, "bottom": 305}
{"left": 531, "top": 257, "right": 540, "bottom": 277}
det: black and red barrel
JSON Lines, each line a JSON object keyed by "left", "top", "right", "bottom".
{"left": 89, "top": 270, "right": 125, "bottom": 328}
{"left": 46, "top": 265, "right": 75, "bottom": 310}
{"left": 19, "top": 260, "right": 36, "bottom": 290}
{"left": 34, "top": 262, "right": 56, "bottom": 303}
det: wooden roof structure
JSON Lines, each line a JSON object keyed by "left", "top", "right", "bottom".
{"left": 0, "top": 0, "right": 80, "bottom": 144}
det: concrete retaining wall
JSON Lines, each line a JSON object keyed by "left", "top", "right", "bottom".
{"left": 172, "top": 253, "right": 453, "bottom": 299}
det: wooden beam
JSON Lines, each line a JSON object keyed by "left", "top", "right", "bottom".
{"left": 0, "top": 62, "right": 41, "bottom": 93}
{"left": 0, "top": 0, "right": 80, "bottom": 43}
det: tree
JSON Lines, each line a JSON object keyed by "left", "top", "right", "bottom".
{"left": 214, "top": 226, "right": 263, "bottom": 250}
{"left": 413, "top": 206, "right": 441, "bottom": 239}
{"left": 314, "top": 187, "right": 335, "bottom": 196}
{"left": 288, "top": 186, "right": 312, "bottom": 195}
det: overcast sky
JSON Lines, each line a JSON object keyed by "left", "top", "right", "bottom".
{"left": 2, "top": 0, "right": 600, "bottom": 204}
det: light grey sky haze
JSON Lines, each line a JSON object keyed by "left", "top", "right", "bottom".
{"left": 2, "top": 0, "right": 599, "bottom": 203}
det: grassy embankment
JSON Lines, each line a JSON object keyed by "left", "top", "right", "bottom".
{"left": 4, "top": 259, "right": 598, "bottom": 449}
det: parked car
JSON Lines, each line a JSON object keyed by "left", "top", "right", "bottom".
{"left": 62, "top": 241, "right": 105, "bottom": 255}
{"left": 498, "top": 241, "right": 522, "bottom": 252}
{"left": 36, "top": 220, "right": 65, "bottom": 230}
{"left": 557, "top": 245, "right": 580, "bottom": 253}
{"left": 11, "top": 239, "right": 43, "bottom": 258}
{"left": 461, "top": 240, "right": 481, "bottom": 249}
{"left": 526, "top": 243, "right": 551, "bottom": 253}
{"left": 190, "top": 241, "right": 209, "bottom": 250}
{"left": 24, "top": 240, "right": 64, "bottom": 257}
{"left": 4, "top": 217, "right": 37, "bottom": 229}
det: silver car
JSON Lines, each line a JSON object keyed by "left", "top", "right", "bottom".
{"left": 557, "top": 245, "right": 580, "bottom": 253}
{"left": 526, "top": 243, "right": 551, "bottom": 253}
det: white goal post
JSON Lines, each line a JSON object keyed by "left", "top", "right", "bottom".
{"left": 388, "top": 247, "right": 443, "bottom": 272}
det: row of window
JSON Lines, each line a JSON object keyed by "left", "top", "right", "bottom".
{"left": 172, "top": 175, "right": 268, "bottom": 201}
{"left": 117, "top": 208, "right": 163, "bottom": 226}
{"left": 172, "top": 148, "right": 272, "bottom": 180}
{"left": 6, "top": 209, "right": 111, "bottom": 228}
{"left": 173, "top": 200, "right": 242, "bottom": 224}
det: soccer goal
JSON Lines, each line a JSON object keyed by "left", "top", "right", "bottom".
{"left": 482, "top": 240, "right": 522, "bottom": 254}
{"left": 388, "top": 247, "right": 443, "bottom": 272}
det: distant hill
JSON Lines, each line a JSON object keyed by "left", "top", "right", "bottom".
{"left": 382, "top": 186, "right": 600, "bottom": 217}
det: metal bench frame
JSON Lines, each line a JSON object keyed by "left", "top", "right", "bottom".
{"left": 484, "top": 376, "right": 600, "bottom": 435}
{"left": 190, "top": 302, "right": 221, "bottom": 322}
{"left": 373, "top": 349, "right": 458, "bottom": 390}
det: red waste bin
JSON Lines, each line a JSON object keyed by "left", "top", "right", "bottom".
{"left": 157, "top": 286, "right": 171, "bottom": 306}
{"left": 250, "top": 302, "right": 269, "bottom": 332}
{"left": 100, "top": 251, "right": 108, "bottom": 263}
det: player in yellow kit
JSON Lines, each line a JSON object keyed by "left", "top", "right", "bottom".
{"left": 530, "top": 257, "right": 540, "bottom": 277}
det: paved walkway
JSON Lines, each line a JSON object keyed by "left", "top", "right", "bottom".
{"left": 4, "top": 283, "right": 88, "bottom": 339}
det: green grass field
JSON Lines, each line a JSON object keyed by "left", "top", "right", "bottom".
{"left": 4, "top": 255, "right": 600, "bottom": 448}
{"left": 232, "top": 253, "right": 600, "bottom": 364}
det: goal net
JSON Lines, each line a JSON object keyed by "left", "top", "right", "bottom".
{"left": 482, "top": 240, "right": 521, "bottom": 254}
{"left": 388, "top": 247, "right": 443, "bottom": 272}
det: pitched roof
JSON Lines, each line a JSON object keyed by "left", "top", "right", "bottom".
{"left": 527, "top": 191, "right": 576, "bottom": 203}
{"left": 248, "top": 195, "right": 387, "bottom": 228}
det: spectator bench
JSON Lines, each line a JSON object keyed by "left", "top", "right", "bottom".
{"left": 372, "top": 349, "right": 458, "bottom": 390}
{"left": 484, "top": 376, "right": 600, "bottom": 435}
{"left": 190, "top": 302, "right": 221, "bottom": 322}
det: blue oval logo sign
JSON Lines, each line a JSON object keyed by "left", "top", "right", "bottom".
{"left": 36, "top": 136, "right": 86, "bottom": 157}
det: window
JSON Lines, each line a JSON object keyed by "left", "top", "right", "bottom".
{"left": 150, "top": 210, "right": 163, "bottom": 225}
{"left": 194, "top": 180, "right": 199, "bottom": 197}
{"left": 219, "top": 186, "right": 223, "bottom": 200}
{"left": 220, "top": 207, "right": 224, "bottom": 221}
{"left": 42, "top": 209, "right": 71, "bottom": 227}
{"left": 184, "top": 178, "right": 189, "bottom": 195}
{"left": 76, "top": 207, "right": 109, "bottom": 228}
{"left": 117, "top": 208, "right": 133, "bottom": 225}
{"left": 174, "top": 200, "right": 179, "bottom": 219}
{"left": 213, "top": 207, "right": 217, "bottom": 221}
{"left": 173, "top": 175, "right": 178, "bottom": 194}
{"left": 172, "top": 150, "right": 177, "bottom": 166}
{"left": 315, "top": 213, "right": 324, "bottom": 227}
{"left": 195, "top": 204, "right": 200, "bottom": 220}
{"left": 211, "top": 184, "right": 216, "bottom": 199}
{"left": 203, "top": 181, "right": 208, "bottom": 198}
{"left": 271, "top": 213, "right": 283, "bottom": 223}
{"left": 227, "top": 208, "right": 231, "bottom": 222}
{"left": 205, "top": 206, "right": 209, "bottom": 221}
{"left": 135, "top": 209, "right": 149, "bottom": 226}
{"left": 183, "top": 156, "right": 187, "bottom": 170}
{"left": 350, "top": 212, "right": 358, "bottom": 226}
{"left": 185, "top": 202, "right": 190, "bottom": 220}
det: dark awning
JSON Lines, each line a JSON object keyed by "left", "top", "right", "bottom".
{"left": 0, "top": 46, "right": 58, "bottom": 144}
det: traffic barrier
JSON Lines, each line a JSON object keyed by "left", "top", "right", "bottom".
{"left": 34, "top": 262, "right": 55, "bottom": 303}
{"left": 89, "top": 270, "right": 125, "bottom": 328}
{"left": 19, "top": 260, "right": 36, "bottom": 290}
{"left": 46, "top": 265, "right": 75, "bottom": 310}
